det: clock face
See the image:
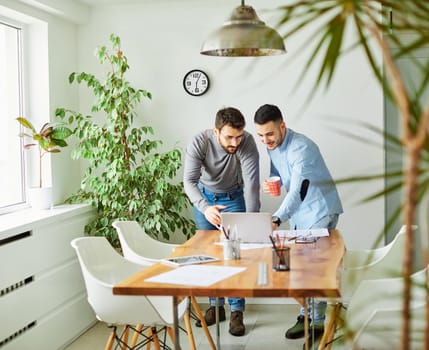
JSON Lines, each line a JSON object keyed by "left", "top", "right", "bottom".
{"left": 183, "top": 69, "right": 210, "bottom": 96}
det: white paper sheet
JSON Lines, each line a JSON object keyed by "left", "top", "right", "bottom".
{"left": 274, "top": 228, "right": 329, "bottom": 240}
{"left": 145, "top": 265, "right": 246, "bottom": 287}
{"left": 215, "top": 242, "right": 273, "bottom": 249}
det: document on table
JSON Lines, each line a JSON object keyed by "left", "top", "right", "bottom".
{"left": 274, "top": 228, "right": 329, "bottom": 240}
{"left": 215, "top": 242, "right": 272, "bottom": 249}
{"left": 145, "top": 265, "right": 246, "bottom": 287}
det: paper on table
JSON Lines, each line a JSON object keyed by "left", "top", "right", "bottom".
{"left": 274, "top": 228, "right": 330, "bottom": 239}
{"left": 145, "top": 265, "right": 246, "bottom": 287}
{"left": 215, "top": 242, "right": 272, "bottom": 249}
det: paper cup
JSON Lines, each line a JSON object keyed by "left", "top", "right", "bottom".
{"left": 266, "top": 176, "right": 281, "bottom": 196}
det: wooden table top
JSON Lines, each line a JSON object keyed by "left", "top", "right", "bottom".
{"left": 113, "top": 230, "right": 345, "bottom": 299}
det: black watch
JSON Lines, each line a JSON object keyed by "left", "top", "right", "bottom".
{"left": 272, "top": 216, "right": 281, "bottom": 226}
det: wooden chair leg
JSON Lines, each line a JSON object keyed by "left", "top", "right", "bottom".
{"left": 145, "top": 326, "right": 152, "bottom": 350}
{"left": 146, "top": 332, "right": 152, "bottom": 350}
{"left": 191, "top": 296, "right": 216, "bottom": 350}
{"left": 149, "top": 327, "right": 161, "bottom": 350}
{"left": 130, "top": 324, "right": 144, "bottom": 348}
{"left": 121, "top": 325, "right": 130, "bottom": 350}
{"left": 105, "top": 330, "right": 115, "bottom": 350}
{"left": 319, "top": 302, "right": 342, "bottom": 350}
{"left": 184, "top": 308, "right": 197, "bottom": 350}
{"left": 167, "top": 326, "right": 176, "bottom": 349}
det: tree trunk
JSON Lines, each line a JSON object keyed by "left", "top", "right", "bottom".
{"left": 401, "top": 144, "right": 421, "bottom": 350}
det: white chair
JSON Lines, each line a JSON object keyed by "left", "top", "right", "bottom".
{"left": 341, "top": 225, "right": 414, "bottom": 302}
{"left": 320, "top": 225, "right": 415, "bottom": 348}
{"left": 71, "top": 236, "right": 191, "bottom": 350}
{"left": 113, "top": 220, "right": 178, "bottom": 266}
{"left": 112, "top": 220, "right": 216, "bottom": 350}
{"left": 331, "top": 265, "right": 427, "bottom": 350}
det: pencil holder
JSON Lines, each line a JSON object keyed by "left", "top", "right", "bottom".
{"left": 223, "top": 240, "right": 234, "bottom": 260}
{"left": 272, "top": 247, "right": 290, "bottom": 271}
{"left": 231, "top": 238, "right": 241, "bottom": 260}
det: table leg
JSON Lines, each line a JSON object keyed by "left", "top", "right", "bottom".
{"left": 310, "top": 298, "right": 315, "bottom": 350}
{"left": 172, "top": 296, "right": 180, "bottom": 350}
{"left": 304, "top": 301, "right": 309, "bottom": 350}
{"left": 216, "top": 297, "right": 221, "bottom": 350}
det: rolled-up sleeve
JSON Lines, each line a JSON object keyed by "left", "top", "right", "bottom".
{"left": 183, "top": 134, "right": 208, "bottom": 213}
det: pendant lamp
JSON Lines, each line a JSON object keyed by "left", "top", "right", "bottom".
{"left": 200, "top": 0, "right": 286, "bottom": 57}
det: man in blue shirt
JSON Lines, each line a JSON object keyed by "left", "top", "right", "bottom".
{"left": 254, "top": 104, "right": 343, "bottom": 348}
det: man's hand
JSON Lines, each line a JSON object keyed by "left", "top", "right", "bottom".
{"left": 262, "top": 180, "right": 270, "bottom": 193}
{"left": 204, "top": 205, "right": 227, "bottom": 227}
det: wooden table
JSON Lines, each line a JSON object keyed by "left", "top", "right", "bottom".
{"left": 113, "top": 230, "right": 345, "bottom": 349}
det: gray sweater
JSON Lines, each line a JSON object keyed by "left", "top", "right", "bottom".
{"left": 184, "top": 129, "right": 260, "bottom": 213}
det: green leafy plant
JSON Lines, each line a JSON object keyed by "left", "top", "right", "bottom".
{"left": 17, "top": 117, "right": 72, "bottom": 188}
{"left": 56, "top": 34, "right": 194, "bottom": 247}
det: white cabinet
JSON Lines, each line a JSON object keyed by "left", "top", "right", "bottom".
{"left": 0, "top": 205, "right": 96, "bottom": 350}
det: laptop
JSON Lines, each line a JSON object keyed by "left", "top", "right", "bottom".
{"left": 220, "top": 212, "right": 273, "bottom": 243}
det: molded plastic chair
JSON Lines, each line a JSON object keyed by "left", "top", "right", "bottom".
{"left": 331, "top": 265, "right": 427, "bottom": 350}
{"left": 71, "top": 236, "right": 191, "bottom": 350}
{"left": 341, "top": 225, "right": 414, "bottom": 302}
{"left": 112, "top": 220, "right": 216, "bottom": 350}
{"left": 320, "top": 225, "right": 416, "bottom": 349}
{"left": 113, "top": 220, "right": 178, "bottom": 267}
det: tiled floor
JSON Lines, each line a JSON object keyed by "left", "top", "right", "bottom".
{"left": 64, "top": 303, "right": 320, "bottom": 350}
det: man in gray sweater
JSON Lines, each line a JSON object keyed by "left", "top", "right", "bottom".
{"left": 183, "top": 107, "right": 260, "bottom": 336}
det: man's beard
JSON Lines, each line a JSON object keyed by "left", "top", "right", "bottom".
{"left": 223, "top": 145, "right": 237, "bottom": 154}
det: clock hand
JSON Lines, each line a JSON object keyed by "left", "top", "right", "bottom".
{"left": 195, "top": 73, "right": 201, "bottom": 87}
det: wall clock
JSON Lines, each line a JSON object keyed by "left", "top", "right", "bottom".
{"left": 183, "top": 69, "right": 210, "bottom": 96}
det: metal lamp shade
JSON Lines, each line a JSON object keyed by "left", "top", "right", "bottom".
{"left": 200, "top": 4, "right": 286, "bottom": 57}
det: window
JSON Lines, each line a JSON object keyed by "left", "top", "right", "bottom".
{"left": 0, "top": 20, "right": 26, "bottom": 214}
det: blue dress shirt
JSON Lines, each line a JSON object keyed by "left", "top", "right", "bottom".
{"left": 269, "top": 128, "right": 343, "bottom": 229}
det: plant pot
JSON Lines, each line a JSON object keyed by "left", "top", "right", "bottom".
{"left": 28, "top": 187, "right": 53, "bottom": 210}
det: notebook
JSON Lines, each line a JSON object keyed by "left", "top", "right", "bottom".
{"left": 220, "top": 212, "right": 273, "bottom": 243}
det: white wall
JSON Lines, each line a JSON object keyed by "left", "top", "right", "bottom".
{"left": 3, "top": 0, "right": 385, "bottom": 250}
{"left": 67, "top": 0, "right": 384, "bottom": 249}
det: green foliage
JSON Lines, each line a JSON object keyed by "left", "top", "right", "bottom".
{"left": 275, "top": 0, "right": 429, "bottom": 229}
{"left": 56, "top": 34, "right": 195, "bottom": 247}
{"left": 17, "top": 116, "right": 72, "bottom": 188}
{"left": 276, "top": 1, "right": 429, "bottom": 99}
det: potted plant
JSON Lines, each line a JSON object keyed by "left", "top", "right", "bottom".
{"left": 56, "top": 34, "right": 194, "bottom": 247}
{"left": 17, "top": 117, "right": 72, "bottom": 209}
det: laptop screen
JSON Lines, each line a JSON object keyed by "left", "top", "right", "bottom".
{"left": 220, "top": 212, "right": 273, "bottom": 243}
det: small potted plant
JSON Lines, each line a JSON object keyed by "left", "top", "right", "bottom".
{"left": 17, "top": 117, "right": 72, "bottom": 209}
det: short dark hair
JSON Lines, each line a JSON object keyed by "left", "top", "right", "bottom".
{"left": 254, "top": 104, "right": 283, "bottom": 124}
{"left": 215, "top": 107, "right": 246, "bottom": 131}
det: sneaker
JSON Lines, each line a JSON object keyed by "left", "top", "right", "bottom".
{"left": 229, "top": 311, "right": 245, "bottom": 336}
{"left": 195, "top": 306, "right": 226, "bottom": 327}
{"left": 285, "top": 315, "right": 307, "bottom": 339}
{"left": 302, "top": 324, "right": 325, "bottom": 349}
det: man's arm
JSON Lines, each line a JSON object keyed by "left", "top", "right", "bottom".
{"left": 183, "top": 133, "right": 208, "bottom": 213}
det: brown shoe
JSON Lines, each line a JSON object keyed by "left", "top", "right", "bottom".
{"left": 195, "top": 306, "right": 226, "bottom": 327}
{"left": 229, "top": 311, "right": 245, "bottom": 336}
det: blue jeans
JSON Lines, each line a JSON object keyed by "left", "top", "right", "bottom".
{"left": 194, "top": 184, "right": 246, "bottom": 312}
{"left": 298, "top": 214, "right": 339, "bottom": 324}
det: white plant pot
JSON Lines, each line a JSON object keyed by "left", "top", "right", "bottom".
{"left": 28, "top": 187, "right": 53, "bottom": 210}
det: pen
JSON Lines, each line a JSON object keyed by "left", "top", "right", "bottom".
{"left": 269, "top": 235, "right": 285, "bottom": 265}
{"left": 217, "top": 225, "right": 230, "bottom": 240}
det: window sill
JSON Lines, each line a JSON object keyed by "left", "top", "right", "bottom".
{"left": 0, "top": 203, "right": 94, "bottom": 240}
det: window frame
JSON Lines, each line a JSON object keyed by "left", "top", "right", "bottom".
{"left": 0, "top": 17, "right": 28, "bottom": 215}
